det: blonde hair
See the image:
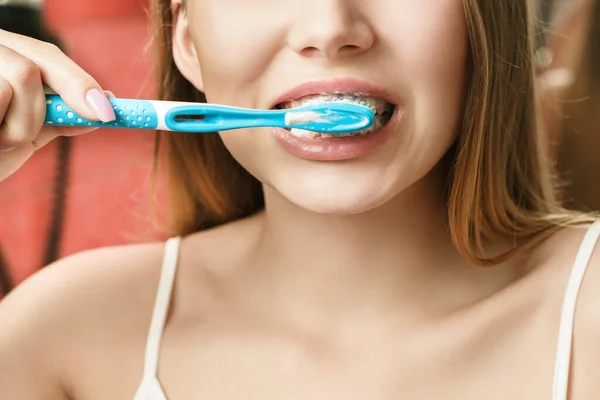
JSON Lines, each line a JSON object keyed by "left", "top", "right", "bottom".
{"left": 151, "top": 0, "right": 592, "bottom": 266}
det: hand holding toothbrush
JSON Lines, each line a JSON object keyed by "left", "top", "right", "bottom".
{"left": 0, "top": 29, "right": 374, "bottom": 182}
{"left": 0, "top": 29, "right": 117, "bottom": 181}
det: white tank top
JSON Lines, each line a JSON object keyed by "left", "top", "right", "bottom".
{"left": 132, "top": 221, "right": 600, "bottom": 400}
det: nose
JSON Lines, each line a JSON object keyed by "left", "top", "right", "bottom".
{"left": 287, "top": 1, "right": 375, "bottom": 60}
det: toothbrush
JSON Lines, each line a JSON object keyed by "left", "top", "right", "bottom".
{"left": 43, "top": 94, "right": 374, "bottom": 134}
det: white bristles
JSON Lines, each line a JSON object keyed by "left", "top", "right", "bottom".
{"left": 284, "top": 111, "right": 324, "bottom": 126}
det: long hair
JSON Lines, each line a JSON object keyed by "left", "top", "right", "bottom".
{"left": 150, "top": 0, "right": 263, "bottom": 235}
{"left": 151, "top": 0, "right": 591, "bottom": 266}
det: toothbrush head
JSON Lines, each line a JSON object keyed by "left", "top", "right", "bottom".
{"left": 284, "top": 111, "right": 325, "bottom": 126}
{"left": 284, "top": 102, "right": 375, "bottom": 134}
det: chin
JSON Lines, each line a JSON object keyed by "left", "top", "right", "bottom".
{"left": 285, "top": 193, "right": 388, "bottom": 216}
{"left": 269, "top": 173, "right": 399, "bottom": 215}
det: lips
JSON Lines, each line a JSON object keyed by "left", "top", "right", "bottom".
{"left": 268, "top": 78, "right": 402, "bottom": 161}
{"left": 269, "top": 77, "right": 399, "bottom": 109}
{"left": 271, "top": 78, "right": 398, "bottom": 139}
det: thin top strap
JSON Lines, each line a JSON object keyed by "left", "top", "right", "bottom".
{"left": 552, "top": 221, "right": 600, "bottom": 400}
{"left": 142, "top": 236, "right": 182, "bottom": 378}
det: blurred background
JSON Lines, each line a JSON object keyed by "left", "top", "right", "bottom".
{"left": 0, "top": 0, "right": 165, "bottom": 296}
{"left": 0, "top": 0, "right": 598, "bottom": 298}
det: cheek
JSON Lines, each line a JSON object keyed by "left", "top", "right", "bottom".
{"left": 404, "top": 5, "right": 468, "bottom": 104}
{"left": 188, "top": 4, "right": 285, "bottom": 105}
{"left": 388, "top": 2, "right": 468, "bottom": 145}
{"left": 219, "top": 128, "right": 275, "bottom": 185}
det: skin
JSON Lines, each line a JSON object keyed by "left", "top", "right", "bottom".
{"left": 1, "top": 1, "right": 600, "bottom": 399}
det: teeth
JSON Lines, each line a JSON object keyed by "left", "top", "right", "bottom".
{"left": 290, "top": 116, "right": 384, "bottom": 139}
{"left": 282, "top": 94, "right": 388, "bottom": 115}
{"left": 282, "top": 94, "right": 390, "bottom": 139}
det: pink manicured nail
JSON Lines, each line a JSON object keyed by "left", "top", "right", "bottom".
{"left": 85, "top": 88, "right": 116, "bottom": 122}
{"left": 0, "top": 146, "right": 15, "bottom": 152}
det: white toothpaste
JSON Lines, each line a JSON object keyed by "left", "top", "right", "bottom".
{"left": 284, "top": 111, "right": 325, "bottom": 126}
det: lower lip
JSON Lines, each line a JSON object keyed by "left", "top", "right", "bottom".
{"left": 272, "top": 108, "right": 400, "bottom": 161}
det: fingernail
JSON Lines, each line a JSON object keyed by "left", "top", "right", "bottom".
{"left": 0, "top": 146, "right": 15, "bottom": 152}
{"left": 85, "top": 88, "right": 116, "bottom": 122}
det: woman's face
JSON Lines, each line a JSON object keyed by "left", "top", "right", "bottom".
{"left": 173, "top": 0, "right": 468, "bottom": 214}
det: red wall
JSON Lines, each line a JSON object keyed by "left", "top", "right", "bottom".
{"left": 0, "top": 0, "right": 165, "bottom": 290}
{"left": 45, "top": 0, "right": 148, "bottom": 29}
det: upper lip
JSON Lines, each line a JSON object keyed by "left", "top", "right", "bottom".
{"left": 270, "top": 77, "right": 398, "bottom": 109}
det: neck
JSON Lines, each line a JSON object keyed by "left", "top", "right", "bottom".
{"left": 243, "top": 167, "right": 520, "bottom": 332}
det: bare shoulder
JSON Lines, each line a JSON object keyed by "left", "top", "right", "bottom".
{"left": 568, "top": 222, "right": 600, "bottom": 397}
{"left": 532, "top": 222, "right": 600, "bottom": 397}
{"left": 0, "top": 240, "right": 168, "bottom": 400}
{"left": 0, "top": 212, "right": 263, "bottom": 400}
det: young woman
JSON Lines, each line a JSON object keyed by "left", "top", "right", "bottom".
{"left": 1, "top": 1, "right": 599, "bottom": 399}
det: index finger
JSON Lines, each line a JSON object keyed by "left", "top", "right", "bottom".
{"left": 0, "top": 30, "right": 116, "bottom": 122}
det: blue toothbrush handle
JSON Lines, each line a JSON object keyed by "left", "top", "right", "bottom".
{"left": 44, "top": 94, "right": 159, "bottom": 129}
{"left": 162, "top": 104, "right": 289, "bottom": 132}
{"left": 162, "top": 103, "right": 374, "bottom": 133}
{"left": 43, "top": 95, "right": 281, "bottom": 132}
{"left": 44, "top": 94, "right": 374, "bottom": 134}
